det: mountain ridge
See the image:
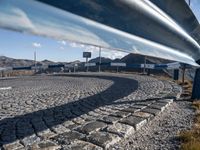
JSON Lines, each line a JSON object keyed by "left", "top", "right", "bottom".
{"left": 0, "top": 54, "right": 173, "bottom": 68}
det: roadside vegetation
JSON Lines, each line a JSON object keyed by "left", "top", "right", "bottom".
{"left": 179, "top": 100, "right": 200, "bottom": 150}
{"left": 178, "top": 80, "right": 193, "bottom": 97}
{"left": 175, "top": 79, "right": 200, "bottom": 150}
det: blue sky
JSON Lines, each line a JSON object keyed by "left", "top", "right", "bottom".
{"left": 0, "top": 0, "right": 199, "bottom": 64}
{"left": 189, "top": 0, "right": 200, "bottom": 22}
{"left": 0, "top": 28, "right": 89, "bottom": 62}
{"left": 0, "top": 28, "right": 127, "bottom": 62}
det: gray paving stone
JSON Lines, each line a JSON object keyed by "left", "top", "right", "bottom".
{"left": 80, "top": 114, "right": 97, "bottom": 121}
{"left": 86, "top": 132, "right": 121, "bottom": 149}
{"left": 2, "top": 141, "right": 24, "bottom": 150}
{"left": 51, "top": 131, "right": 85, "bottom": 145}
{"left": 120, "top": 116, "right": 147, "bottom": 130}
{"left": 158, "top": 99, "right": 173, "bottom": 104}
{"left": 87, "top": 111, "right": 100, "bottom": 117}
{"left": 1, "top": 129, "right": 16, "bottom": 143}
{"left": 141, "top": 108, "right": 161, "bottom": 116}
{"left": 121, "top": 107, "right": 140, "bottom": 113}
{"left": 110, "top": 111, "right": 131, "bottom": 118}
{"left": 76, "top": 121, "right": 107, "bottom": 134}
{"left": 94, "top": 109, "right": 110, "bottom": 115}
{"left": 148, "top": 104, "right": 167, "bottom": 111}
{"left": 153, "top": 102, "right": 169, "bottom": 107}
{"left": 135, "top": 101, "right": 154, "bottom": 106}
{"left": 105, "top": 123, "right": 135, "bottom": 138}
{"left": 62, "top": 120, "right": 75, "bottom": 128}
{"left": 132, "top": 111, "right": 154, "bottom": 121}
{"left": 131, "top": 104, "right": 147, "bottom": 109}
{"left": 67, "top": 123, "right": 79, "bottom": 130}
{"left": 72, "top": 117, "right": 86, "bottom": 125}
{"left": 29, "top": 140, "right": 61, "bottom": 150}
{"left": 21, "top": 134, "right": 41, "bottom": 147}
{"left": 51, "top": 125, "right": 70, "bottom": 134}
{"left": 37, "top": 129, "right": 57, "bottom": 139}
{"left": 62, "top": 140, "right": 103, "bottom": 150}
{"left": 98, "top": 115, "right": 121, "bottom": 124}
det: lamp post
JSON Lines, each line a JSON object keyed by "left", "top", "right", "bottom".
{"left": 143, "top": 56, "right": 147, "bottom": 74}
{"left": 99, "top": 47, "right": 102, "bottom": 72}
{"left": 34, "top": 51, "right": 37, "bottom": 73}
{"left": 83, "top": 52, "right": 91, "bottom": 72}
{"left": 86, "top": 57, "right": 89, "bottom": 72}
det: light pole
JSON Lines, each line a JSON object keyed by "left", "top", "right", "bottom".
{"left": 143, "top": 56, "right": 147, "bottom": 74}
{"left": 83, "top": 52, "right": 91, "bottom": 72}
{"left": 86, "top": 57, "right": 89, "bottom": 72}
{"left": 99, "top": 47, "right": 102, "bottom": 72}
{"left": 34, "top": 51, "right": 37, "bottom": 73}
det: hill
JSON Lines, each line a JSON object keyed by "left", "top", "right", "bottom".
{"left": 89, "top": 57, "right": 112, "bottom": 63}
{"left": 0, "top": 56, "right": 35, "bottom": 67}
{"left": 120, "top": 53, "right": 173, "bottom": 64}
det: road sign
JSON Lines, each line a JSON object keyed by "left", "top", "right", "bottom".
{"left": 141, "top": 64, "right": 155, "bottom": 69}
{"left": 111, "top": 63, "right": 126, "bottom": 67}
{"left": 85, "top": 63, "right": 96, "bottom": 67}
{"left": 167, "top": 62, "right": 180, "bottom": 69}
{"left": 83, "top": 52, "right": 91, "bottom": 58}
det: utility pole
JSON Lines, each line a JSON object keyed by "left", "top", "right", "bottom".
{"left": 34, "top": 51, "right": 37, "bottom": 73}
{"left": 83, "top": 52, "right": 91, "bottom": 72}
{"left": 86, "top": 57, "right": 89, "bottom": 72}
{"left": 143, "top": 56, "right": 147, "bottom": 74}
{"left": 98, "top": 47, "right": 102, "bottom": 72}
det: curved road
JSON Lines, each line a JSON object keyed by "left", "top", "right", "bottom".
{"left": 0, "top": 73, "right": 181, "bottom": 149}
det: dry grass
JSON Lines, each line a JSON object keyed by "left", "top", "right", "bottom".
{"left": 179, "top": 101, "right": 200, "bottom": 150}
{"left": 193, "top": 101, "right": 200, "bottom": 110}
{"left": 2, "top": 70, "right": 34, "bottom": 77}
{"left": 177, "top": 80, "right": 193, "bottom": 97}
{"left": 156, "top": 75, "right": 172, "bottom": 81}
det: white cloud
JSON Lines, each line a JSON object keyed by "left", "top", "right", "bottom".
{"left": 69, "top": 42, "right": 85, "bottom": 48}
{"left": 69, "top": 42, "right": 127, "bottom": 59}
{"left": 32, "top": 42, "right": 41, "bottom": 48}
{"left": 101, "top": 50, "right": 127, "bottom": 59}
{"left": 58, "top": 40, "right": 67, "bottom": 45}
{"left": 85, "top": 45, "right": 99, "bottom": 53}
{"left": 60, "top": 46, "right": 64, "bottom": 50}
{"left": 0, "top": 6, "right": 35, "bottom": 31}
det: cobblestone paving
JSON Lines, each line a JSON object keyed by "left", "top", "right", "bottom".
{"left": 0, "top": 73, "right": 182, "bottom": 150}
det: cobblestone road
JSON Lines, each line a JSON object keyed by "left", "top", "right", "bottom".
{"left": 0, "top": 73, "right": 182, "bottom": 149}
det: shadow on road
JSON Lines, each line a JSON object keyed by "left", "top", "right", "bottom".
{"left": 0, "top": 74, "right": 138, "bottom": 145}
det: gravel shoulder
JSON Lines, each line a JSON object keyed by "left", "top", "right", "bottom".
{"left": 112, "top": 101, "right": 195, "bottom": 150}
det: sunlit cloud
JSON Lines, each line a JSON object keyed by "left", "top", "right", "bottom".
{"left": 58, "top": 40, "right": 67, "bottom": 45}
{"left": 32, "top": 42, "right": 41, "bottom": 48}
{"left": 70, "top": 42, "right": 85, "bottom": 48}
{"left": 101, "top": 50, "right": 127, "bottom": 59}
{"left": 0, "top": 6, "right": 35, "bottom": 31}
{"left": 59, "top": 46, "right": 65, "bottom": 50}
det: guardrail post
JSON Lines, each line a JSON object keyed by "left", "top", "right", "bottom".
{"left": 173, "top": 69, "right": 179, "bottom": 81}
{"left": 192, "top": 67, "right": 200, "bottom": 99}
{"left": 147, "top": 69, "right": 150, "bottom": 76}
